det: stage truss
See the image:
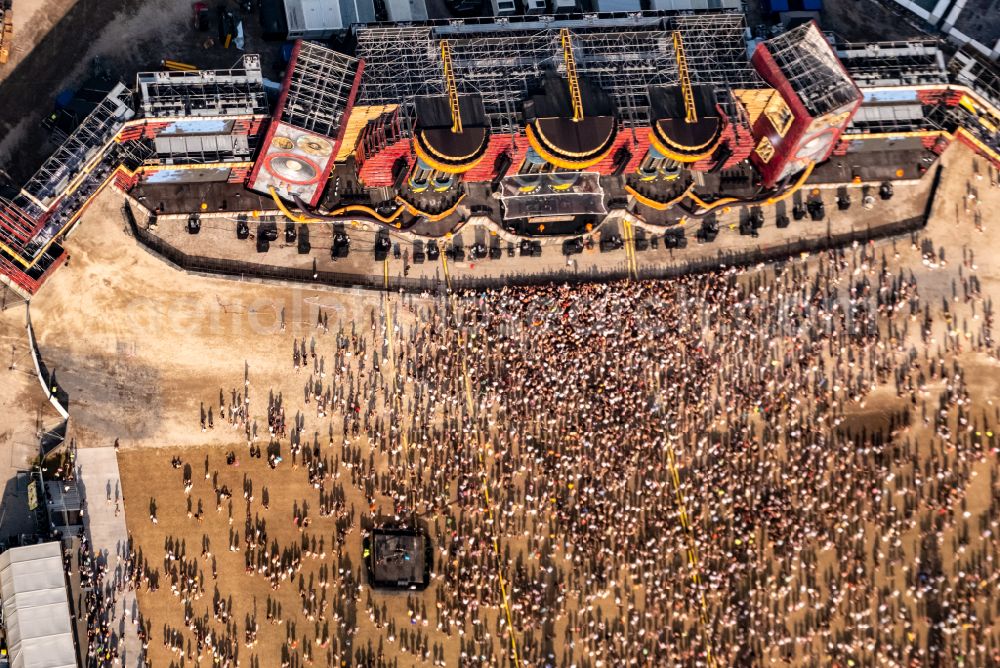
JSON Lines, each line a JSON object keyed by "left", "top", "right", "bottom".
{"left": 354, "top": 13, "right": 763, "bottom": 135}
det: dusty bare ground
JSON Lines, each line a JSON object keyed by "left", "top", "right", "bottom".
{"left": 31, "top": 189, "right": 382, "bottom": 449}
{"left": 17, "top": 142, "right": 1000, "bottom": 666}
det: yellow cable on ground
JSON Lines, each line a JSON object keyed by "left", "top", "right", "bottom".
{"left": 269, "top": 187, "right": 316, "bottom": 222}
{"left": 268, "top": 186, "right": 406, "bottom": 224}
{"left": 688, "top": 192, "right": 739, "bottom": 214}
{"left": 621, "top": 218, "right": 638, "bottom": 279}
{"left": 395, "top": 194, "right": 466, "bottom": 222}
{"left": 664, "top": 437, "right": 715, "bottom": 667}
{"left": 764, "top": 161, "right": 814, "bottom": 206}
{"left": 624, "top": 183, "right": 693, "bottom": 211}
{"left": 440, "top": 253, "right": 451, "bottom": 292}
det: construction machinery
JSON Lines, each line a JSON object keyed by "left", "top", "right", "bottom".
{"left": 560, "top": 28, "right": 584, "bottom": 122}
{"left": 440, "top": 40, "right": 461, "bottom": 134}
{"left": 0, "top": 1, "right": 13, "bottom": 66}
{"left": 672, "top": 30, "right": 697, "bottom": 124}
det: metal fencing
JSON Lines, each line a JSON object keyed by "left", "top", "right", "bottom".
{"left": 124, "top": 203, "right": 930, "bottom": 296}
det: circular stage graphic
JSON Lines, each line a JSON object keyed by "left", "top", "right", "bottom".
{"left": 297, "top": 135, "right": 334, "bottom": 157}
{"left": 271, "top": 136, "right": 294, "bottom": 150}
{"left": 264, "top": 153, "right": 322, "bottom": 185}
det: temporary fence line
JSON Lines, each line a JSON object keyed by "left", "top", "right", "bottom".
{"left": 122, "top": 200, "right": 932, "bottom": 296}
{"left": 25, "top": 304, "right": 69, "bottom": 420}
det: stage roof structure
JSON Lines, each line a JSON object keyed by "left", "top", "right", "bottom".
{"left": 20, "top": 82, "right": 134, "bottom": 212}
{"left": 280, "top": 41, "right": 360, "bottom": 138}
{"left": 837, "top": 40, "right": 948, "bottom": 88}
{"left": 137, "top": 55, "right": 268, "bottom": 119}
{"left": 951, "top": 47, "right": 1000, "bottom": 109}
{"left": 0, "top": 542, "right": 77, "bottom": 668}
{"left": 763, "top": 22, "right": 859, "bottom": 118}
{"left": 247, "top": 41, "right": 361, "bottom": 206}
{"left": 353, "top": 13, "right": 762, "bottom": 134}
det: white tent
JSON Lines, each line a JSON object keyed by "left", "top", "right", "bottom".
{"left": 0, "top": 542, "right": 77, "bottom": 668}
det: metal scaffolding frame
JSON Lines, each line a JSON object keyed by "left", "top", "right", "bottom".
{"left": 21, "top": 83, "right": 134, "bottom": 208}
{"left": 765, "top": 23, "right": 859, "bottom": 117}
{"left": 950, "top": 47, "right": 1000, "bottom": 109}
{"left": 848, "top": 102, "right": 933, "bottom": 133}
{"left": 20, "top": 141, "right": 148, "bottom": 260}
{"left": 137, "top": 55, "right": 268, "bottom": 118}
{"left": 836, "top": 40, "right": 948, "bottom": 88}
{"left": 153, "top": 134, "right": 253, "bottom": 163}
{"left": 354, "top": 12, "right": 761, "bottom": 135}
{"left": 281, "top": 42, "right": 360, "bottom": 138}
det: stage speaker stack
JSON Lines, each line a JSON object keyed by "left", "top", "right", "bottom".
{"left": 374, "top": 232, "right": 391, "bottom": 261}
{"left": 697, "top": 221, "right": 718, "bottom": 243}
{"left": 807, "top": 200, "right": 825, "bottom": 221}
{"left": 297, "top": 225, "right": 311, "bottom": 254}
{"left": 599, "top": 234, "right": 623, "bottom": 253}
{"left": 663, "top": 231, "right": 687, "bottom": 248}
{"left": 259, "top": 223, "right": 279, "bottom": 242}
{"left": 562, "top": 238, "right": 584, "bottom": 256}
{"left": 332, "top": 231, "right": 350, "bottom": 259}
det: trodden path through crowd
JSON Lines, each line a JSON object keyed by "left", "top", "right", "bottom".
{"left": 76, "top": 446, "right": 143, "bottom": 667}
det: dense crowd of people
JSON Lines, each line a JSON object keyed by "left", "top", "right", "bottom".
{"left": 117, "top": 237, "right": 1000, "bottom": 667}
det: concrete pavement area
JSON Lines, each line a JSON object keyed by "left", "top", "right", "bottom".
{"left": 75, "top": 446, "right": 142, "bottom": 667}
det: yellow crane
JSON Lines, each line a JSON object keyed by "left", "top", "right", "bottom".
{"left": 672, "top": 30, "right": 697, "bottom": 124}
{"left": 560, "top": 28, "right": 584, "bottom": 122}
{"left": 440, "top": 39, "right": 462, "bottom": 134}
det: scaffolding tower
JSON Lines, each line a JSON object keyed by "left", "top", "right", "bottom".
{"left": 281, "top": 42, "right": 360, "bottom": 138}
{"left": 847, "top": 102, "right": 937, "bottom": 134}
{"left": 836, "top": 40, "right": 948, "bottom": 88}
{"left": 764, "top": 23, "right": 859, "bottom": 117}
{"left": 137, "top": 55, "right": 268, "bottom": 118}
{"left": 152, "top": 134, "right": 253, "bottom": 163}
{"left": 950, "top": 46, "right": 1000, "bottom": 109}
{"left": 20, "top": 83, "right": 134, "bottom": 210}
{"left": 353, "top": 12, "right": 761, "bottom": 135}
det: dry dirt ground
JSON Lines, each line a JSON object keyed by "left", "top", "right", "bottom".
{"left": 6, "top": 142, "right": 996, "bottom": 666}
